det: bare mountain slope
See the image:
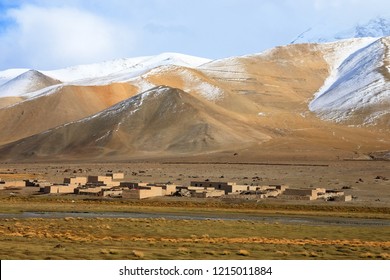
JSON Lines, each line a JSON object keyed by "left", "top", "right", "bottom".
{"left": 0, "top": 39, "right": 389, "bottom": 162}
{"left": 0, "top": 86, "right": 269, "bottom": 161}
{"left": 0, "top": 83, "right": 137, "bottom": 145}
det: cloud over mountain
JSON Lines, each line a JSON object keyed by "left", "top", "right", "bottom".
{"left": 0, "top": 4, "right": 135, "bottom": 70}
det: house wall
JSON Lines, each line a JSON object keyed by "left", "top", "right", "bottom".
{"left": 64, "top": 177, "right": 87, "bottom": 185}
{"left": 192, "top": 190, "right": 225, "bottom": 198}
{"left": 106, "top": 173, "right": 124, "bottom": 180}
{"left": 334, "top": 195, "right": 352, "bottom": 202}
{"left": 87, "top": 176, "right": 112, "bottom": 184}
{"left": 162, "top": 184, "right": 177, "bottom": 195}
{"left": 191, "top": 181, "right": 245, "bottom": 194}
{"left": 190, "top": 181, "right": 231, "bottom": 189}
{"left": 283, "top": 189, "right": 317, "bottom": 196}
{"left": 0, "top": 180, "right": 26, "bottom": 188}
{"left": 102, "top": 190, "right": 122, "bottom": 197}
{"left": 120, "top": 182, "right": 139, "bottom": 188}
{"left": 44, "top": 185, "right": 76, "bottom": 194}
{"left": 75, "top": 187, "right": 104, "bottom": 195}
{"left": 231, "top": 184, "right": 250, "bottom": 193}
{"left": 122, "top": 186, "right": 163, "bottom": 199}
{"left": 281, "top": 194, "right": 317, "bottom": 200}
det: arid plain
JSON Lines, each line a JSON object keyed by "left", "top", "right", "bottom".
{"left": 1, "top": 36, "right": 390, "bottom": 260}
{"left": 1, "top": 160, "right": 389, "bottom": 260}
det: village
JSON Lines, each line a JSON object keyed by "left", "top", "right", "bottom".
{"left": 0, "top": 171, "right": 353, "bottom": 202}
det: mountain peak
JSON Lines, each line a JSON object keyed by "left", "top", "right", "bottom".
{"left": 291, "top": 16, "right": 390, "bottom": 44}
{"left": 335, "top": 17, "right": 390, "bottom": 40}
{"left": 0, "top": 69, "right": 61, "bottom": 98}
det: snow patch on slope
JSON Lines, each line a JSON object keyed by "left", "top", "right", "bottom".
{"left": 43, "top": 52, "right": 210, "bottom": 84}
{"left": 0, "top": 69, "right": 29, "bottom": 86}
{"left": 0, "top": 53, "right": 211, "bottom": 96}
{"left": 291, "top": 17, "right": 390, "bottom": 44}
{"left": 81, "top": 86, "right": 170, "bottom": 122}
{"left": 0, "top": 70, "right": 57, "bottom": 98}
{"left": 312, "top": 38, "right": 379, "bottom": 101}
{"left": 145, "top": 65, "right": 224, "bottom": 101}
{"left": 310, "top": 38, "right": 390, "bottom": 124}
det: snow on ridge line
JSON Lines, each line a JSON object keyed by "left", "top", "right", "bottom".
{"left": 42, "top": 52, "right": 211, "bottom": 83}
{"left": 75, "top": 86, "right": 172, "bottom": 122}
{"left": 0, "top": 53, "right": 211, "bottom": 96}
{"left": 0, "top": 84, "right": 64, "bottom": 109}
{"left": 0, "top": 68, "right": 29, "bottom": 86}
{"left": 308, "top": 37, "right": 390, "bottom": 124}
{"left": 143, "top": 65, "right": 225, "bottom": 101}
{"left": 310, "top": 37, "right": 380, "bottom": 103}
{"left": 37, "top": 86, "right": 173, "bottom": 137}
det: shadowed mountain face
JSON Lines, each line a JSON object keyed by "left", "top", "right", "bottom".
{"left": 0, "top": 39, "right": 389, "bottom": 162}
{"left": 0, "top": 83, "right": 138, "bottom": 145}
{"left": 0, "top": 86, "right": 269, "bottom": 161}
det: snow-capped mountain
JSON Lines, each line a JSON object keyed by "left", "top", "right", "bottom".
{"left": 0, "top": 53, "right": 211, "bottom": 98}
{"left": 0, "top": 70, "right": 61, "bottom": 98}
{"left": 310, "top": 37, "right": 390, "bottom": 125}
{"left": 0, "top": 36, "right": 389, "bottom": 161}
{"left": 291, "top": 17, "right": 390, "bottom": 44}
{"left": 0, "top": 68, "right": 29, "bottom": 86}
{"left": 42, "top": 52, "right": 211, "bottom": 84}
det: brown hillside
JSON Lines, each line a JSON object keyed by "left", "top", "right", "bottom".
{"left": 0, "top": 41, "right": 389, "bottom": 162}
{"left": 0, "top": 83, "right": 137, "bottom": 145}
{"left": 0, "top": 86, "right": 270, "bottom": 161}
{"left": 0, "top": 97, "right": 25, "bottom": 109}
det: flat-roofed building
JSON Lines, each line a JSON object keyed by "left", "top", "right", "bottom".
{"left": 191, "top": 189, "right": 225, "bottom": 198}
{"left": 122, "top": 186, "right": 163, "bottom": 199}
{"left": 101, "top": 189, "right": 122, "bottom": 197}
{"left": 64, "top": 177, "right": 87, "bottom": 186}
{"left": 88, "top": 175, "right": 112, "bottom": 184}
{"left": 44, "top": 185, "right": 76, "bottom": 194}
{"left": 0, "top": 180, "right": 26, "bottom": 189}
{"left": 75, "top": 186, "right": 106, "bottom": 195}
{"left": 87, "top": 175, "right": 120, "bottom": 187}
{"left": 190, "top": 181, "right": 251, "bottom": 194}
{"left": 106, "top": 172, "right": 124, "bottom": 180}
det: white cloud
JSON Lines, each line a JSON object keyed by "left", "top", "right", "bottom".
{"left": 1, "top": 0, "right": 390, "bottom": 70}
{"left": 0, "top": 4, "right": 136, "bottom": 70}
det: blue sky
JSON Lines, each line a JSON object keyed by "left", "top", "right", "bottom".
{"left": 0, "top": 0, "right": 389, "bottom": 70}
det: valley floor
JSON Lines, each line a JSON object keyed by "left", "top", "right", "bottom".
{"left": 0, "top": 160, "right": 389, "bottom": 259}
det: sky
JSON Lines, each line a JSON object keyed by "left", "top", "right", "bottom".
{"left": 0, "top": 0, "right": 390, "bottom": 70}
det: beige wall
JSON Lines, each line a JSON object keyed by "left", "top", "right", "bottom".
{"left": 0, "top": 180, "right": 26, "bottom": 188}
{"left": 162, "top": 184, "right": 177, "bottom": 195}
{"left": 122, "top": 186, "right": 163, "bottom": 199}
{"left": 107, "top": 173, "right": 124, "bottom": 180}
{"left": 64, "top": 177, "right": 87, "bottom": 185}
{"left": 44, "top": 185, "right": 76, "bottom": 194}
{"left": 192, "top": 190, "right": 225, "bottom": 198}
{"left": 283, "top": 189, "right": 316, "bottom": 196}
{"left": 87, "top": 176, "right": 112, "bottom": 184}
{"left": 76, "top": 186, "right": 105, "bottom": 195}
{"left": 102, "top": 190, "right": 122, "bottom": 197}
{"left": 334, "top": 195, "right": 352, "bottom": 202}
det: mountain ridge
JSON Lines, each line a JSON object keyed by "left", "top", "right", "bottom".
{"left": 0, "top": 36, "right": 389, "bottom": 161}
{"left": 291, "top": 16, "right": 390, "bottom": 44}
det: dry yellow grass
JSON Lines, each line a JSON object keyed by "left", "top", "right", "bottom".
{"left": 0, "top": 217, "right": 389, "bottom": 260}
{"left": 237, "top": 249, "right": 250, "bottom": 256}
{"left": 132, "top": 250, "right": 145, "bottom": 258}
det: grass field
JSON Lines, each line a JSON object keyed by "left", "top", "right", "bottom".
{"left": 1, "top": 161, "right": 389, "bottom": 260}
{"left": 1, "top": 195, "right": 389, "bottom": 260}
{"left": 1, "top": 216, "right": 389, "bottom": 260}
